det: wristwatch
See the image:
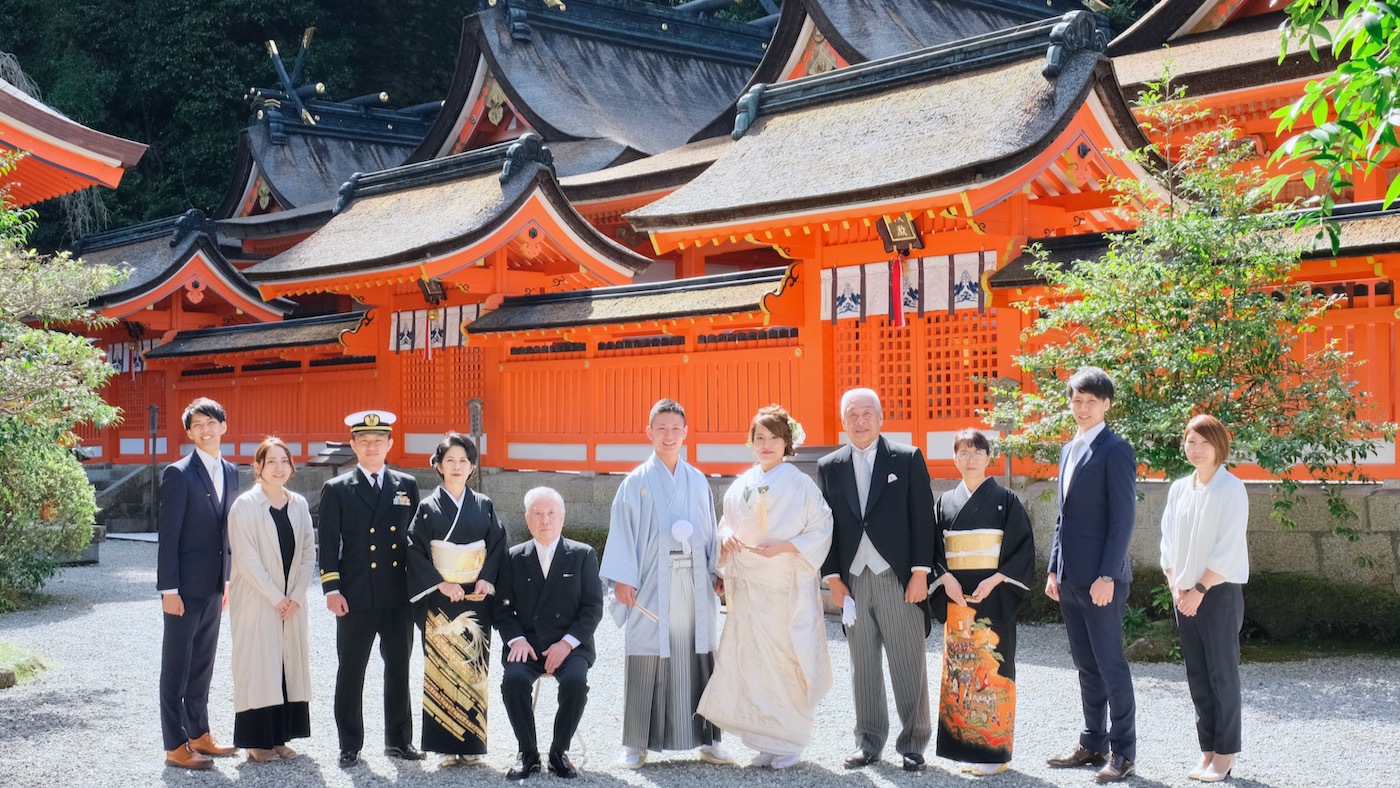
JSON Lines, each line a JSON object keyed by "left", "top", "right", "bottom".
{"left": 1098, "top": 575, "right": 1113, "bottom": 583}
{"left": 1194, "top": 582, "right": 1208, "bottom": 594}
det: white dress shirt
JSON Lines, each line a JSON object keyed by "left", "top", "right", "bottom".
{"left": 196, "top": 447, "right": 223, "bottom": 503}
{"left": 357, "top": 464, "right": 385, "bottom": 489}
{"left": 1061, "top": 420, "right": 1107, "bottom": 492}
{"left": 849, "top": 441, "right": 891, "bottom": 576}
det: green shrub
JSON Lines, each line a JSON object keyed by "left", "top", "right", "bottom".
{"left": 1243, "top": 572, "right": 1400, "bottom": 643}
{"left": 0, "top": 429, "right": 97, "bottom": 611}
{"left": 564, "top": 526, "right": 609, "bottom": 559}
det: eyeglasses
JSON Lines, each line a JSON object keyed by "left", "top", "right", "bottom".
{"left": 954, "top": 450, "right": 989, "bottom": 460}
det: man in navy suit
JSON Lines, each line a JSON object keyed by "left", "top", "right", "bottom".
{"left": 1045, "top": 367, "right": 1138, "bottom": 783}
{"left": 495, "top": 487, "right": 604, "bottom": 781}
{"left": 158, "top": 397, "right": 239, "bottom": 769}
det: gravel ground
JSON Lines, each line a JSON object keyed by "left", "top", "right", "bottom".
{"left": 1, "top": 540, "right": 1398, "bottom": 788}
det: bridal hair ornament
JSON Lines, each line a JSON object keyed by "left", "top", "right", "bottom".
{"left": 671, "top": 519, "right": 694, "bottom": 555}
{"left": 788, "top": 417, "right": 806, "bottom": 449}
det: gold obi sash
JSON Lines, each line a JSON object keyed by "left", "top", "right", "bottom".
{"left": 430, "top": 539, "right": 486, "bottom": 584}
{"left": 944, "top": 529, "right": 1003, "bottom": 571}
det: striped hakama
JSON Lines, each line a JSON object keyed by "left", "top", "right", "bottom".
{"left": 623, "top": 555, "right": 719, "bottom": 750}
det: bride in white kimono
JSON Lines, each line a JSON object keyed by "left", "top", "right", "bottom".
{"left": 698, "top": 405, "right": 834, "bottom": 769}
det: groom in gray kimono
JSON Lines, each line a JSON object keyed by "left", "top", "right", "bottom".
{"left": 600, "top": 399, "right": 735, "bottom": 769}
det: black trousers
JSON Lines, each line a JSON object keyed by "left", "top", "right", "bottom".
{"left": 1060, "top": 581, "right": 1137, "bottom": 761}
{"left": 160, "top": 592, "right": 222, "bottom": 750}
{"left": 334, "top": 604, "right": 414, "bottom": 752}
{"left": 501, "top": 651, "right": 590, "bottom": 757}
{"left": 1176, "top": 583, "right": 1244, "bottom": 755}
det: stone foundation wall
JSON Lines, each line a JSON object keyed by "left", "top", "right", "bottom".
{"left": 118, "top": 463, "right": 1399, "bottom": 594}
{"left": 472, "top": 469, "right": 1400, "bottom": 594}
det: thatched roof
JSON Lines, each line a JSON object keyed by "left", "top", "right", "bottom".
{"left": 630, "top": 12, "right": 1141, "bottom": 231}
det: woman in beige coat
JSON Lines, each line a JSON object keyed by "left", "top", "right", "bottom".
{"left": 228, "top": 437, "right": 315, "bottom": 762}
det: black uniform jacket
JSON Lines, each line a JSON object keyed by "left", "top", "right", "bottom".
{"left": 318, "top": 467, "right": 421, "bottom": 609}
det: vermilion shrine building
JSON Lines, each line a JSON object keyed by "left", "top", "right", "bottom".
{"left": 33, "top": 0, "right": 1399, "bottom": 481}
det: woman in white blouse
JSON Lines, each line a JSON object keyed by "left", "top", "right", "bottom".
{"left": 1159, "top": 414, "right": 1249, "bottom": 783}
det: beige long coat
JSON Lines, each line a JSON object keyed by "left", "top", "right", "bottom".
{"left": 228, "top": 485, "right": 315, "bottom": 713}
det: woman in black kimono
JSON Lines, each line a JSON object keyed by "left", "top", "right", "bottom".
{"left": 930, "top": 428, "right": 1035, "bottom": 777}
{"left": 407, "top": 432, "right": 505, "bottom": 767}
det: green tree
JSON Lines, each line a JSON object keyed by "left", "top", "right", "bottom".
{"left": 1273, "top": 1, "right": 1400, "bottom": 220}
{"left": 0, "top": 151, "right": 127, "bottom": 610}
{"left": 989, "top": 77, "right": 1396, "bottom": 534}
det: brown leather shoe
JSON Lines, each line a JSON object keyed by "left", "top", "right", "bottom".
{"left": 1047, "top": 745, "right": 1109, "bottom": 768}
{"left": 246, "top": 748, "right": 281, "bottom": 763}
{"left": 165, "top": 743, "right": 214, "bottom": 770}
{"left": 189, "top": 732, "right": 237, "bottom": 757}
{"left": 1095, "top": 754, "right": 1136, "bottom": 783}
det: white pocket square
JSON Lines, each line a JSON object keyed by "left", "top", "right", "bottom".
{"left": 563, "top": 573, "right": 574, "bottom": 578}
{"left": 887, "top": 473, "right": 898, "bottom": 483}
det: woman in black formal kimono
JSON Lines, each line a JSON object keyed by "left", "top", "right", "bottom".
{"left": 407, "top": 432, "right": 506, "bottom": 767}
{"left": 930, "top": 428, "right": 1035, "bottom": 777}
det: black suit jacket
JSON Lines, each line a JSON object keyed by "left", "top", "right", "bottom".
{"left": 156, "top": 452, "right": 237, "bottom": 598}
{"left": 317, "top": 467, "right": 421, "bottom": 610}
{"left": 817, "top": 436, "right": 936, "bottom": 588}
{"left": 493, "top": 538, "right": 603, "bottom": 666}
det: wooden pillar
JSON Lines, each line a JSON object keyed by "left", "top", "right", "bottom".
{"left": 795, "top": 247, "right": 832, "bottom": 444}
{"left": 479, "top": 340, "right": 505, "bottom": 469}
{"left": 369, "top": 289, "right": 407, "bottom": 465}
{"left": 677, "top": 246, "right": 706, "bottom": 279}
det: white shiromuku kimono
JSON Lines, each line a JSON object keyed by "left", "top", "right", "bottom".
{"left": 601, "top": 453, "right": 722, "bottom": 750}
{"left": 698, "top": 461, "right": 834, "bottom": 756}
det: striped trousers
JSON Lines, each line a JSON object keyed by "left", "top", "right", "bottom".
{"left": 848, "top": 568, "right": 932, "bottom": 755}
{"left": 621, "top": 556, "right": 718, "bottom": 751}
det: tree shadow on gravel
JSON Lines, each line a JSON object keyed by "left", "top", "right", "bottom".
{"left": 0, "top": 686, "right": 115, "bottom": 741}
{"left": 0, "top": 543, "right": 169, "bottom": 630}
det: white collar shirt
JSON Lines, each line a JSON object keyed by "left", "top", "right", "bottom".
{"left": 1063, "top": 421, "right": 1107, "bottom": 491}
{"left": 533, "top": 536, "right": 562, "bottom": 578}
{"left": 357, "top": 464, "right": 385, "bottom": 489}
{"left": 195, "top": 447, "right": 222, "bottom": 503}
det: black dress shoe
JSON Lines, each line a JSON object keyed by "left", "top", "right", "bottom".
{"left": 901, "top": 753, "right": 925, "bottom": 772}
{"left": 844, "top": 749, "right": 880, "bottom": 769}
{"left": 1047, "top": 745, "right": 1109, "bottom": 768}
{"left": 384, "top": 744, "right": 425, "bottom": 760}
{"left": 507, "top": 751, "right": 542, "bottom": 780}
{"left": 548, "top": 751, "right": 579, "bottom": 778}
{"left": 1095, "top": 754, "right": 1135, "bottom": 784}
{"left": 338, "top": 751, "right": 360, "bottom": 767}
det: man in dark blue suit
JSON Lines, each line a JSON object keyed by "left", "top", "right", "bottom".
{"left": 157, "top": 397, "right": 239, "bottom": 769}
{"left": 1045, "top": 367, "right": 1138, "bottom": 783}
{"left": 495, "top": 487, "right": 604, "bottom": 781}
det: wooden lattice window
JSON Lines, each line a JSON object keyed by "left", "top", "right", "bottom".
{"left": 921, "top": 311, "right": 998, "bottom": 422}
{"left": 834, "top": 311, "right": 999, "bottom": 429}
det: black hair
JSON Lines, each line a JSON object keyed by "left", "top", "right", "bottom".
{"left": 1066, "top": 366, "right": 1115, "bottom": 402}
{"left": 952, "top": 428, "right": 992, "bottom": 454}
{"left": 649, "top": 398, "right": 686, "bottom": 424}
{"left": 182, "top": 397, "right": 227, "bottom": 429}
{"left": 431, "top": 432, "right": 479, "bottom": 477}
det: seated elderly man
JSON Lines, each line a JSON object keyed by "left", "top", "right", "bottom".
{"left": 495, "top": 486, "right": 604, "bottom": 780}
